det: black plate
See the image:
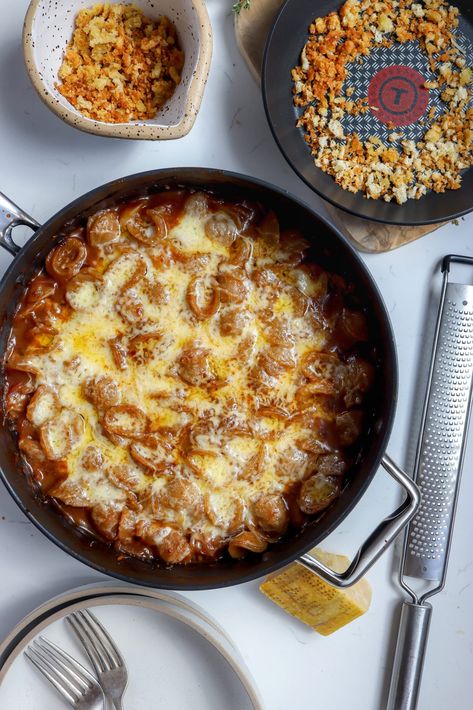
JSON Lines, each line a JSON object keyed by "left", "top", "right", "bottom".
{"left": 262, "top": 0, "right": 473, "bottom": 225}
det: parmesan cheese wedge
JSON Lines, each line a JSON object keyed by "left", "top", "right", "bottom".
{"left": 260, "top": 547, "right": 372, "bottom": 635}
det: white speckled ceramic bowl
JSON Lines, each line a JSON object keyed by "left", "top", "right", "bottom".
{"left": 23, "top": 0, "right": 213, "bottom": 140}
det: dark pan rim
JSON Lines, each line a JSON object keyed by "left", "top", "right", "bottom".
{"left": 0, "top": 167, "right": 398, "bottom": 589}
{"left": 262, "top": 0, "right": 473, "bottom": 226}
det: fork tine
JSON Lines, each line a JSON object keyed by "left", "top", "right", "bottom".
{"left": 73, "top": 610, "right": 119, "bottom": 669}
{"left": 37, "top": 636, "right": 96, "bottom": 691}
{"left": 25, "top": 647, "right": 78, "bottom": 705}
{"left": 66, "top": 614, "right": 106, "bottom": 675}
{"left": 82, "top": 610, "right": 122, "bottom": 667}
{"left": 32, "top": 642, "right": 84, "bottom": 696}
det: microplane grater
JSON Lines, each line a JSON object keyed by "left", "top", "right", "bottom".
{"left": 404, "top": 281, "right": 473, "bottom": 581}
{"left": 387, "top": 255, "right": 473, "bottom": 710}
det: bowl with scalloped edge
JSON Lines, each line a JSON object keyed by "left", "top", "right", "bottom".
{"left": 23, "top": 0, "right": 213, "bottom": 140}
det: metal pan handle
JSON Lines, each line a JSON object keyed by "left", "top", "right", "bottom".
{"left": 0, "top": 192, "right": 40, "bottom": 256}
{"left": 297, "top": 455, "right": 420, "bottom": 588}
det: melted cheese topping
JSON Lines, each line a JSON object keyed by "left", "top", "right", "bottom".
{"left": 7, "top": 191, "right": 368, "bottom": 563}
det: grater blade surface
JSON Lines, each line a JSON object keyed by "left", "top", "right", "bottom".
{"left": 404, "top": 282, "right": 473, "bottom": 582}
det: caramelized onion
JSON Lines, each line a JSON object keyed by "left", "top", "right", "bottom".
{"left": 50, "top": 479, "right": 91, "bottom": 507}
{"left": 91, "top": 501, "right": 123, "bottom": 540}
{"left": 238, "top": 443, "right": 266, "bottom": 481}
{"left": 228, "top": 236, "right": 253, "bottom": 267}
{"left": 109, "top": 336, "right": 128, "bottom": 371}
{"left": 228, "top": 530, "right": 268, "bottom": 558}
{"left": 107, "top": 464, "right": 141, "bottom": 491}
{"left": 335, "top": 410, "right": 364, "bottom": 446}
{"left": 298, "top": 473, "right": 341, "bottom": 515}
{"left": 46, "top": 237, "right": 87, "bottom": 281}
{"left": 26, "top": 277, "right": 58, "bottom": 305}
{"left": 316, "top": 453, "right": 347, "bottom": 478}
{"left": 19, "top": 436, "right": 47, "bottom": 467}
{"left": 130, "top": 432, "right": 174, "bottom": 473}
{"left": 217, "top": 268, "right": 250, "bottom": 304}
{"left": 103, "top": 405, "right": 148, "bottom": 439}
{"left": 186, "top": 276, "right": 220, "bottom": 320}
{"left": 158, "top": 530, "right": 192, "bottom": 564}
{"left": 4, "top": 374, "right": 35, "bottom": 419}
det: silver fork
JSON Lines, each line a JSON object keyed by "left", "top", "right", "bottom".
{"left": 24, "top": 636, "right": 104, "bottom": 709}
{"left": 66, "top": 609, "right": 128, "bottom": 710}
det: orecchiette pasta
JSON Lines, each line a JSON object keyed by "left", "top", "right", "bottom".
{"left": 5, "top": 189, "right": 376, "bottom": 565}
{"left": 46, "top": 237, "right": 87, "bottom": 281}
{"left": 26, "top": 385, "right": 61, "bottom": 427}
{"left": 87, "top": 209, "right": 120, "bottom": 246}
{"left": 186, "top": 276, "right": 220, "bottom": 320}
{"left": 124, "top": 206, "right": 168, "bottom": 246}
{"left": 84, "top": 375, "right": 121, "bottom": 409}
{"left": 103, "top": 405, "right": 149, "bottom": 439}
{"left": 39, "top": 409, "right": 85, "bottom": 460}
{"left": 65, "top": 271, "right": 102, "bottom": 311}
{"left": 91, "top": 501, "right": 123, "bottom": 541}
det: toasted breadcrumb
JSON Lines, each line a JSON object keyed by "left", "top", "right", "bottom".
{"left": 56, "top": 3, "right": 184, "bottom": 123}
{"left": 292, "top": 0, "right": 473, "bottom": 204}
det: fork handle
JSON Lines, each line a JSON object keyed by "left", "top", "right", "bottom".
{"left": 112, "top": 700, "right": 124, "bottom": 710}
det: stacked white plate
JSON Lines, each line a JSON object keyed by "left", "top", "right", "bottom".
{"left": 0, "top": 584, "right": 263, "bottom": 709}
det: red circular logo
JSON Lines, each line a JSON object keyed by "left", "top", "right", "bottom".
{"left": 368, "top": 65, "right": 429, "bottom": 126}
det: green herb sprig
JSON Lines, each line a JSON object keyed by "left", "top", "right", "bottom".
{"left": 232, "top": 0, "right": 251, "bottom": 13}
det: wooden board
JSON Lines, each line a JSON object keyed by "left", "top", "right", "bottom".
{"left": 234, "top": 0, "right": 446, "bottom": 253}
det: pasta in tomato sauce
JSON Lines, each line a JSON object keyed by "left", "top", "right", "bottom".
{"left": 3, "top": 189, "right": 375, "bottom": 565}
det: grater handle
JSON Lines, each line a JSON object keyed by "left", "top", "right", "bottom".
{"left": 387, "top": 601, "right": 432, "bottom": 710}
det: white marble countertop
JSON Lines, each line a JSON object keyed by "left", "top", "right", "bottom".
{"left": 1, "top": 1, "right": 472, "bottom": 708}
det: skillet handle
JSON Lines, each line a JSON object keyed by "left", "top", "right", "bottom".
{"left": 296, "top": 455, "right": 420, "bottom": 588}
{"left": 0, "top": 192, "right": 40, "bottom": 256}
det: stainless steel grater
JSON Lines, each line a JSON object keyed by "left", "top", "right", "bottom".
{"left": 387, "top": 255, "right": 473, "bottom": 710}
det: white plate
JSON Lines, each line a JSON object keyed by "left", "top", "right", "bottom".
{"left": 0, "top": 586, "right": 262, "bottom": 709}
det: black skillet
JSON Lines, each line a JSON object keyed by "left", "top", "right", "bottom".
{"left": 262, "top": 0, "right": 473, "bottom": 225}
{"left": 0, "top": 168, "right": 418, "bottom": 590}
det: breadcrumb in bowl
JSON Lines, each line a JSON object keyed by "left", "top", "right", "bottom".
{"left": 23, "top": 0, "right": 212, "bottom": 140}
{"left": 56, "top": 4, "right": 185, "bottom": 124}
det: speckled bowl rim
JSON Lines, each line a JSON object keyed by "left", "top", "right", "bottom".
{"left": 22, "top": 0, "right": 213, "bottom": 140}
